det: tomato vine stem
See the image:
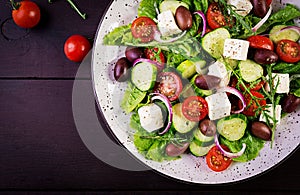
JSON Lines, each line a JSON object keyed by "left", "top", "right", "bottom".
{"left": 10, "top": 0, "right": 20, "bottom": 10}
{"left": 48, "top": 0, "right": 87, "bottom": 19}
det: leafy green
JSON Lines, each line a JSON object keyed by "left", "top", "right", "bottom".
{"left": 165, "top": 51, "right": 186, "bottom": 68}
{"left": 290, "top": 77, "right": 300, "bottom": 97}
{"left": 138, "top": 0, "right": 163, "bottom": 19}
{"left": 273, "top": 62, "right": 300, "bottom": 74}
{"left": 103, "top": 24, "right": 131, "bottom": 45}
{"left": 220, "top": 130, "right": 265, "bottom": 162}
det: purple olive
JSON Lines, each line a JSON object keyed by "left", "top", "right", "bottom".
{"left": 194, "top": 74, "right": 221, "bottom": 90}
{"left": 165, "top": 142, "right": 189, "bottom": 157}
{"left": 251, "top": 0, "right": 268, "bottom": 18}
{"left": 282, "top": 94, "right": 300, "bottom": 113}
{"left": 251, "top": 121, "right": 272, "bottom": 140}
{"left": 253, "top": 49, "right": 278, "bottom": 65}
{"left": 125, "top": 46, "right": 144, "bottom": 62}
{"left": 175, "top": 6, "right": 193, "bottom": 31}
{"left": 114, "top": 57, "right": 131, "bottom": 82}
{"left": 199, "top": 119, "right": 216, "bottom": 137}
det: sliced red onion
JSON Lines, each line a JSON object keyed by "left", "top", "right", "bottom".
{"left": 214, "top": 134, "right": 247, "bottom": 159}
{"left": 194, "top": 11, "right": 207, "bottom": 37}
{"left": 133, "top": 58, "right": 165, "bottom": 71}
{"left": 150, "top": 93, "right": 173, "bottom": 135}
{"left": 154, "top": 30, "right": 187, "bottom": 43}
{"left": 218, "top": 87, "right": 246, "bottom": 114}
{"left": 252, "top": 5, "right": 273, "bottom": 32}
{"left": 280, "top": 26, "right": 300, "bottom": 35}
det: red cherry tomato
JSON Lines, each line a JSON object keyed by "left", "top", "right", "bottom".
{"left": 206, "top": 145, "right": 232, "bottom": 172}
{"left": 206, "top": 3, "right": 233, "bottom": 30}
{"left": 266, "top": 0, "right": 273, "bottom": 6}
{"left": 230, "top": 76, "right": 265, "bottom": 91}
{"left": 182, "top": 96, "right": 208, "bottom": 122}
{"left": 144, "top": 47, "right": 166, "bottom": 64}
{"left": 276, "top": 39, "right": 300, "bottom": 63}
{"left": 239, "top": 91, "right": 266, "bottom": 117}
{"left": 11, "top": 0, "right": 41, "bottom": 28}
{"left": 131, "top": 17, "right": 157, "bottom": 43}
{"left": 155, "top": 72, "right": 183, "bottom": 102}
{"left": 64, "top": 35, "right": 91, "bottom": 62}
{"left": 247, "top": 35, "right": 274, "bottom": 51}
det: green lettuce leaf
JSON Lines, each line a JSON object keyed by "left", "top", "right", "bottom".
{"left": 138, "top": 0, "right": 163, "bottom": 19}
{"left": 103, "top": 24, "right": 131, "bottom": 45}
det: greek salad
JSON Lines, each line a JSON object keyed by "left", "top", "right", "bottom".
{"left": 102, "top": 0, "right": 300, "bottom": 172}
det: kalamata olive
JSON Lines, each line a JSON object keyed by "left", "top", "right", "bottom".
{"left": 165, "top": 142, "right": 190, "bottom": 157}
{"left": 114, "top": 57, "right": 131, "bottom": 82}
{"left": 251, "top": 121, "right": 272, "bottom": 140}
{"left": 199, "top": 119, "right": 216, "bottom": 137}
{"left": 251, "top": 0, "right": 268, "bottom": 18}
{"left": 125, "top": 46, "right": 144, "bottom": 62}
{"left": 253, "top": 49, "right": 278, "bottom": 65}
{"left": 175, "top": 6, "right": 193, "bottom": 31}
{"left": 194, "top": 74, "right": 221, "bottom": 90}
{"left": 282, "top": 94, "right": 300, "bottom": 113}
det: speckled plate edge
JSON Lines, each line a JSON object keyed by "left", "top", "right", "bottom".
{"left": 91, "top": 0, "right": 300, "bottom": 184}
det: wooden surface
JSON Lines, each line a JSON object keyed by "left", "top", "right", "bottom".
{"left": 0, "top": 0, "right": 300, "bottom": 193}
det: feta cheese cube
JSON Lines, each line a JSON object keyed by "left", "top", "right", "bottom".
{"left": 260, "top": 104, "right": 282, "bottom": 124}
{"left": 205, "top": 92, "right": 231, "bottom": 120}
{"left": 138, "top": 103, "right": 164, "bottom": 132}
{"left": 208, "top": 60, "right": 231, "bottom": 87}
{"left": 272, "top": 73, "right": 290, "bottom": 94}
{"left": 223, "top": 39, "right": 250, "bottom": 61}
{"left": 227, "top": 0, "right": 253, "bottom": 17}
{"left": 157, "top": 10, "right": 182, "bottom": 37}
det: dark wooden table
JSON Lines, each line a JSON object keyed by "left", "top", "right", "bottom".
{"left": 0, "top": 0, "right": 299, "bottom": 194}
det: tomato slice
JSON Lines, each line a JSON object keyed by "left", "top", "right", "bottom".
{"left": 230, "top": 76, "right": 265, "bottom": 91}
{"left": 182, "top": 96, "right": 208, "bottom": 122}
{"left": 206, "top": 3, "right": 233, "bottom": 30}
{"left": 239, "top": 91, "right": 266, "bottom": 117}
{"left": 276, "top": 39, "right": 300, "bottom": 63}
{"left": 206, "top": 145, "right": 232, "bottom": 172}
{"left": 155, "top": 72, "right": 183, "bottom": 102}
{"left": 131, "top": 17, "right": 157, "bottom": 43}
{"left": 144, "top": 48, "right": 166, "bottom": 64}
{"left": 247, "top": 35, "right": 274, "bottom": 51}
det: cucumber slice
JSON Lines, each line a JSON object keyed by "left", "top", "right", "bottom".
{"left": 193, "top": 129, "right": 214, "bottom": 143}
{"left": 217, "top": 114, "right": 247, "bottom": 141}
{"left": 172, "top": 103, "right": 197, "bottom": 134}
{"left": 239, "top": 60, "right": 263, "bottom": 82}
{"left": 269, "top": 25, "right": 300, "bottom": 43}
{"left": 131, "top": 62, "right": 157, "bottom": 91}
{"left": 189, "top": 140, "right": 215, "bottom": 157}
{"left": 202, "top": 28, "right": 230, "bottom": 59}
{"left": 159, "top": 0, "right": 189, "bottom": 15}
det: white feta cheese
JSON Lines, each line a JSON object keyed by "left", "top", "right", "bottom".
{"left": 260, "top": 104, "right": 282, "bottom": 124}
{"left": 272, "top": 73, "right": 290, "bottom": 94}
{"left": 207, "top": 60, "right": 231, "bottom": 87}
{"left": 138, "top": 103, "right": 164, "bottom": 132}
{"left": 157, "top": 10, "right": 182, "bottom": 37}
{"left": 223, "top": 39, "right": 250, "bottom": 61}
{"left": 227, "top": 0, "right": 253, "bottom": 17}
{"left": 205, "top": 92, "right": 231, "bottom": 120}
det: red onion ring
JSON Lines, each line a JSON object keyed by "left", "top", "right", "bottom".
{"left": 133, "top": 58, "right": 165, "bottom": 71}
{"left": 150, "top": 93, "right": 173, "bottom": 135}
{"left": 252, "top": 5, "right": 273, "bottom": 32}
{"left": 218, "top": 87, "right": 246, "bottom": 114}
{"left": 280, "top": 26, "right": 300, "bottom": 35}
{"left": 193, "top": 11, "right": 207, "bottom": 37}
{"left": 214, "top": 134, "right": 247, "bottom": 158}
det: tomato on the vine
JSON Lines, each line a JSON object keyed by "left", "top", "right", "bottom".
{"left": 247, "top": 35, "right": 274, "bottom": 51}
{"left": 239, "top": 91, "right": 266, "bottom": 117}
{"left": 144, "top": 48, "right": 166, "bottom": 64}
{"left": 206, "top": 145, "right": 232, "bottom": 172}
{"left": 182, "top": 96, "right": 208, "bottom": 122}
{"left": 131, "top": 17, "right": 157, "bottom": 43}
{"left": 11, "top": 0, "right": 41, "bottom": 28}
{"left": 276, "top": 39, "right": 300, "bottom": 63}
{"left": 206, "top": 3, "right": 233, "bottom": 29}
{"left": 64, "top": 35, "right": 91, "bottom": 62}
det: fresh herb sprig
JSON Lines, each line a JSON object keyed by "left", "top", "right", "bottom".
{"left": 48, "top": 0, "right": 87, "bottom": 19}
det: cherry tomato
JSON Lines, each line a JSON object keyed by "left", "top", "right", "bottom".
{"left": 11, "top": 0, "right": 41, "bottom": 28}
{"left": 182, "top": 96, "right": 208, "bottom": 122}
{"left": 206, "top": 3, "right": 233, "bottom": 30}
{"left": 206, "top": 145, "right": 232, "bottom": 172}
{"left": 266, "top": 0, "right": 272, "bottom": 6}
{"left": 276, "top": 39, "right": 300, "bottom": 63}
{"left": 230, "top": 76, "right": 265, "bottom": 91}
{"left": 155, "top": 72, "right": 183, "bottom": 102}
{"left": 247, "top": 35, "right": 274, "bottom": 51}
{"left": 239, "top": 91, "right": 266, "bottom": 117}
{"left": 131, "top": 17, "right": 157, "bottom": 43}
{"left": 64, "top": 35, "right": 91, "bottom": 62}
{"left": 144, "top": 48, "right": 166, "bottom": 64}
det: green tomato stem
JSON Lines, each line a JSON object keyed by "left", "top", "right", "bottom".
{"left": 10, "top": 0, "right": 20, "bottom": 10}
{"left": 66, "top": 0, "right": 87, "bottom": 20}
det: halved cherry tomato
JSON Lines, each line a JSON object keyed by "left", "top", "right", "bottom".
{"left": 206, "top": 145, "right": 232, "bottom": 172}
{"left": 155, "top": 72, "right": 183, "bottom": 102}
{"left": 239, "top": 91, "right": 266, "bottom": 117}
{"left": 247, "top": 35, "right": 274, "bottom": 51}
{"left": 182, "top": 96, "right": 208, "bottom": 122}
{"left": 206, "top": 3, "right": 233, "bottom": 30}
{"left": 276, "top": 39, "right": 300, "bottom": 63}
{"left": 144, "top": 48, "right": 166, "bottom": 64}
{"left": 131, "top": 17, "right": 157, "bottom": 43}
{"left": 230, "top": 76, "right": 265, "bottom": 91}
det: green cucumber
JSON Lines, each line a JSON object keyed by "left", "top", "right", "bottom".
{"left": 131, "top": 62, "right": 157, "bottom": 91}
{"left": 172, "top": 103, "right": 197, "bottom": 134}
{"left": 191, "top": 74, "right": 213, "bottom": 97}
{"left": 189, "top": 140, "right": 214, "bottom": 157}
{"left": 269, "top": 25, "right": 300, "bottom": 43}
{"left": 176, "top": 59, "right": 206, "bottom": 79}
{"left": 201, "top": 28, "right": 230, "bottom": 59}
{"left": 239, "top": 60, "right": 263, "bottom": 82}
{"left": 217, "top": 114, "right": 247, "bottom": 141}
{"left": 193, "top": 129, "right": 214, "bottom": 143}
{"left": 159, "top": 0, "right": 189, "bottom": 15}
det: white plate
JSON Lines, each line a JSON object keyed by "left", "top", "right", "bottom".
{"left": 92, "top": 0, "right": 300, "bottom": 184}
